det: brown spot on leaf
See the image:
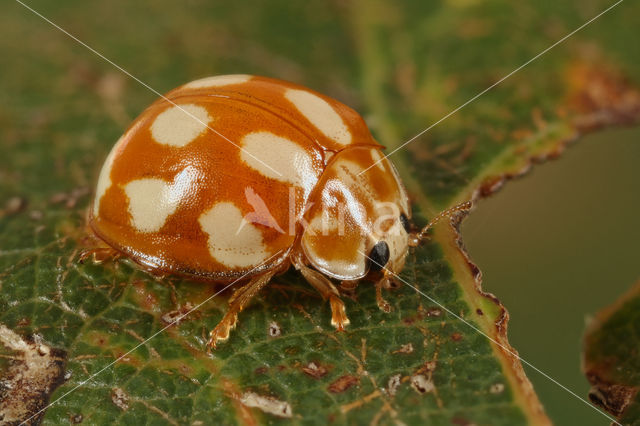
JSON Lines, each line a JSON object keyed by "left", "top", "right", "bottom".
{"left": 410, "top": 374, "right": 434, "bottom": 394}
{"left": 284, "top": 346, "right": 298, "bottom": 356}
{"left": 16, "top": 318, "right": 31, "bottom": 328}
{"left": 392, "top": 343, "right": 414, "bottom": 354}
{"left": 426, "top": 308, "right": 442, "bottom": 317}
{"left": 131, "top": 281, "right": 160, "bottom": 312}
{"left": 90, "top": 332, "right": 108, "bottom": 347}
{"left": 402, "top": 316, "right": 415, "bottom": 325}
{"left": 490, "top": 383, "right": 505, "bottom": 394}
{"left": 1, "top": 196, "right": 27, "bottom": 217}
{"left": 387, "top": 374, "right": 402, "bottom": 396}
{"left": 301, "top": 361, "right": 329, "bottom": 379}
{"left": 404, "top": 306, "right": 442, "bottom": 325}
{"left": 111, "top": 387, "right": 129, "bottom": 411}
{"left": 0, "top": 325, "right": 66, "bottom": 424}
{"left": 268, "top": 321, "right": 281, "bottom": 337}
{"left": 586, "top": 374, "right": 639, "bottom": 417}
{"left": 423, "top": 360, "right": 437, "bottom": 372}
{"left": 567, "top": 63, "right": 640, "bottom": 130}
{"left": 451, "top": 332, "right": 463, "bottom": 341}
{"left": 328, "top": 375, "right": 359, "bottom": 393}
{"left": 161, "top": 302, "right": 196, "bottom": 325}
{"left": 239, "top": 392, "right": 292, "bottom": 418}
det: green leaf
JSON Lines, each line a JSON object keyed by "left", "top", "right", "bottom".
{"left": 583, "top": 281, "right": 640, "bottom": 425}
{"left": 1, "top": 0, "right": 639, "bottom": 424}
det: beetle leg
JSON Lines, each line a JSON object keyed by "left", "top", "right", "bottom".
{"left": 375, "top": 276, "right": 392, "bottom": 313}
{"left": 293, "top": 258, "right": 349, "bottom": 331}
{"left": 328, "top": 296, "right": 350, "bottom": 331}
{"left": 208, "top": 269, "right": 276, "bottom": 349}
{"left": 77, "top": 246, "right": 121, "bottom": 264}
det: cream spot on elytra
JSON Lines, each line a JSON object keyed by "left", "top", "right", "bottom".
{"left": 183, "top": 74, "right": 252, "bottom": 89}
{"left": 125, "top": 179, "right": 176, "bottom": 233}
{"left": 124, "top": 166, "right": 200, "bottom": 233}
{"left": 370, "top": 148, "right": 386, "bottom": 171}
{"left": 285, "top": 89, "right": 351, "bottom": 145}
{"left": 241, "top": 131, "right": 319, "bottom": 197}
{"left": 199, "top": 202, "right": 270, "bottom": 268}
{"left": 93, "top": 136, "right": 123, "bottom": 216}
{"left": 333, "top": 159, "right": 378, "bottom": 210}
{"left": 150, "top": 104, "right": 211, "bottom": 147}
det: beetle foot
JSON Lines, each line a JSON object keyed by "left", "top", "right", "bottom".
{"left": 207, "top": 270, "right": 276, "bottom": 350}
{"left": 376, "top": 288, "right": 391, "bottom": 313}
{"left": 329, "top": 295, "right": 350, "bottom": 331}
{"left": 207, "top": 312, "right": 238, "bottom": 349}
{"left": 375, "top": 276, "right": 393, "bottom": 313}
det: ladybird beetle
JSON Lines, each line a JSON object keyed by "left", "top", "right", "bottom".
{"left": 89, "top": 74, "right": 470, "bottom": 347}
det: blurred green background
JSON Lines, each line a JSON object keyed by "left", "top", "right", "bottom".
{"left": 462, "top": 127, "right": 640, "bottom": 425}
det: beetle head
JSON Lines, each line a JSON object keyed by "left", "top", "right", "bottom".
{"left": 300, "top": 146, "right": 411, "bottom": 281}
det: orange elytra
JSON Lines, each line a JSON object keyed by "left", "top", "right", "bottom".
{"left": 88, "top": 74, "right": 469, "bottom": 347}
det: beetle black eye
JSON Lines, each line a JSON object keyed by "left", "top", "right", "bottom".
{"left": 399, "top": 213, "right": 411, "bottom": 233}
{"left": 368, "top": 241, "right": 390, "bottom": 271}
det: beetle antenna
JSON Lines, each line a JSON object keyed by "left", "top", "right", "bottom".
{"left": 415, "top": 201, "right": 472, "bottom": 242}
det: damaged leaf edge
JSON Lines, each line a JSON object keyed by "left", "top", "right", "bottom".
{"left": 582, "top": 280, "right": 640, "bottom": 420}
{"left": 399, "top": 64, "right": 640, "bottom": 425}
